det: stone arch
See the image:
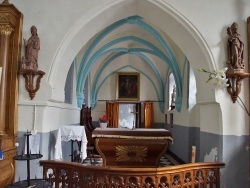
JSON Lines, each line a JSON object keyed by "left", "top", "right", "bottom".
{"left": 48, "top": 0, "right": 217, "bottom": 105}
{"left": 47, "top": 0, "right": 224, "bottom": 158}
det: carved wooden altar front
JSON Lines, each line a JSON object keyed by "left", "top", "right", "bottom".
{"left": 92, "top": 128, "right": 173, "bottom": 167}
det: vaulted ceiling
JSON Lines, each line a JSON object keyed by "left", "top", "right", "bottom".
{"left": 75, "top": 15, "right": 189, "bottom": 112}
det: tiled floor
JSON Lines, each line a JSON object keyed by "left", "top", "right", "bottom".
{"left": 159, "top": 153, "right": 179, "bottom": 167}
{"left": 81, "top": 153, "right": 179, "bottom": 167}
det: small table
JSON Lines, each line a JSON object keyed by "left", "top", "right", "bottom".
{"left": 55, "top": 125, "right": 87, "bottom": 162}
{"left": 92, "top": 128, "right": 173, "bottom": 167}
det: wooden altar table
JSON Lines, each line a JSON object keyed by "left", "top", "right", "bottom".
{"left": 92, "top": 128, "right": 172, "bottom": 167}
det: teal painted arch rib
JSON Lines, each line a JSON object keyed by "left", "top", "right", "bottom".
{"left": 128, "top": 47, "right": 182, "bottom": 103}
{"left": 91, "top": 65, "right": 164, "bottom": 112}
{"left": 91, "top": 52, "right": 127, "bottom": 96}
{"left": 136, "top": 19, "right": 182, "bottom": 107}
{"left": 91, "top": 50, "right": 164, "bottom": 102}
{"left": 78, "top": 35, "right": 176, "bottom": 92}
{"left": 77, "top": 16, "right": 181, "bottom": 90}
{"left": 136, "top": 19, "right": 176, "bottom": 63}
{"left": 85, "top": 47, "right": 183, "bottom": 110}
{"left": 93, "top": 49, "right": 164, "bottom": 98}
{"left": 77, "top": 16, "right": 143, "bottom": 87}
{"left": 78, "top": 36, "right": 180, "bottom": 99}
{"left": 80, "top": 46, "right": 183, "bottom": 112}
{"left": 89, "top": 47, "right": 164, "bottom": 95}
{"left": 129, "top": 50, "right": 165, "bottom": 96}
{"left": 77, "top": 15, "right": 183, "bottom": 111}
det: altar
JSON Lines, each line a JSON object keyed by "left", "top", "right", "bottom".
{"left": 92, "top": 128, "right": 172, "bottom": 167}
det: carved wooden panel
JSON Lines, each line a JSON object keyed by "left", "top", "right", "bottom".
{"left": 40, "top": 160, "right": 225, "bottom": 188}
{"left": 247, "top": 15, "right": 250, "bottom": 184}
{"left": 0, "top": 1, "right": 23, "bottom": 186}
{"left": 95, "top": 138, "right": 168, "bottom": 167}
{"left": 248, "top": 17, "right": 250, "bottom": 70}
{"left": 0, "top": 149, "right": 15, "bottom": 187}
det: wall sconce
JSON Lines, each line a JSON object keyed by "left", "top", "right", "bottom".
{"left": 226, "top": 70, "right": 250, "bottom": 103}
{"left": 18, "top": 69, "right": 45, "bottom": 100}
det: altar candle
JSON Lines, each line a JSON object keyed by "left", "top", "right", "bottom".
{"left": 191, "top": 146, "right": 196, "bottom": 163}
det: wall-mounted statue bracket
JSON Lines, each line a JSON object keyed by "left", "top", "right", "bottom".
{"left": 19, "top": 25, "right": 44, "bottom": 100}
{"left": 18, "top": 69, "right": 45, "bottom": 100}
{"left": 226, "top": 70, "right": 250, "bottom": 103}
{"left": 225, "top": 22, "right": 250, "bottom": 102}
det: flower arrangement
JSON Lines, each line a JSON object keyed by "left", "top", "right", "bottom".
{"left": 197, "top": 67, "right": 229, "bottom": 90}
{"left": 99, "top": 114, "right": 111, "bottom": 123}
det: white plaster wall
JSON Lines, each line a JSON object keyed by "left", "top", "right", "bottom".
{"left": 18, "top": 103, "right": 80, "bottom": 132}
{"left": 9, "top": 0, "right": 250, "bottom": 136}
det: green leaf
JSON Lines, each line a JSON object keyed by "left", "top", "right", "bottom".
{"left": 206, "top": 77, "right": 212, "bottom": 83}
{"left": 197, "top": 68, "right": 208, "bottom": 73}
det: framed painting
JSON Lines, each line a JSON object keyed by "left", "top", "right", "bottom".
{"left": 116, "top": 72, "right": 140, "bottom": 100}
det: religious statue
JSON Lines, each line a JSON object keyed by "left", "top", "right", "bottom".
{"left": 226, "top": 22, "right": 244, "bottom": 71}
{"left": 170, "top": 85, "right": 176, "bottom": 110}
{"left": 2, "top": 0, "right": 9, "bottom": 4}
{"left": 20, "top": 26, "right": 40, "bottom": 71}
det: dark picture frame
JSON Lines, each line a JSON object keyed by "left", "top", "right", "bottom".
{"left": 116, "top": 72, "right": 140, "bottom": 100}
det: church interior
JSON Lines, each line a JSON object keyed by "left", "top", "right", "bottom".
{"left": 0, "top": 0, "right": 249, "bottom": 187}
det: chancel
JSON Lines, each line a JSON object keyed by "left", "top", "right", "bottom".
{"left": 0, "top": 0, "right": 249, "bottom": 188}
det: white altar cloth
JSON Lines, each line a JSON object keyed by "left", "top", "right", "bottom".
{"left": 54, "top": 125, "right": 88, "bottom": 161}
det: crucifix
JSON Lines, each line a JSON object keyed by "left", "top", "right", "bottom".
{"left": 130, "top": 106, "right": 138, "bottom": 130}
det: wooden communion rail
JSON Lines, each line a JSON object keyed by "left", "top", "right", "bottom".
{"left": 40, "top": 160, "right": 225, "bottom": 188}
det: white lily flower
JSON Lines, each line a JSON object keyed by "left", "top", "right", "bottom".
{"left": 214, "top": 67, "right": 228, "bottom": 78}
{"left": 210, "top": 75, "right": 229, "bottom": 90}
{"left": 198, "top": 67, "right": 228, "bottom": 91}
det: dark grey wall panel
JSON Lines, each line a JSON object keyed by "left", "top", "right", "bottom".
{"left": 220, "top": 135, "right": 249, "bottom": 187}
{"left": 199, "top": 132, "right": 223, "bottom": 162}
{"left": 165, "top": 124, "right": 199, "bottom": 163}
{"left": 164, "top": 124, "right": 249, "bottom": 188}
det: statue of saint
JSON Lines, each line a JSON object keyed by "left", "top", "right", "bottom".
{"left": 170, "top": 85, "right": 176, "bottom": 110}
{"left": 21, "top": 26, "right": 40, "bottom": 70}
{"left": 227, "top": 22, "right": 244, "bottom": 70}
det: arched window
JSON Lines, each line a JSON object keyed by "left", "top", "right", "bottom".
{"left": 168, "top": 73, "right": 176, "bottom": 111}
{"left": 188, "top": 67, "right": 197, "bottom": 109}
